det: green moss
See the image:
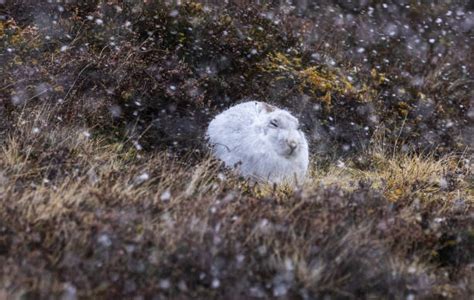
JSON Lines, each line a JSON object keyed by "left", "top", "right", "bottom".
{"left": 259, "top": 52, "right": 381, "bottom": 107}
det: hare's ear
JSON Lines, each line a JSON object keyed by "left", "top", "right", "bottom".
{"left": 257, "top": 102, "right": 276, "bottom": 114}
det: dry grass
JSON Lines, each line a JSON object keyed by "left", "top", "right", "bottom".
{"left": 0, "top": 107, "right": 472, "bottom": 298}
{"left": 365, "top": 151, "right": 471, "bottom": 204}
{"left": 1, "top": 1, "right": 473, "bottom": 298}
{"left": 307, "top": 147, "right": 472, "bottom": 207}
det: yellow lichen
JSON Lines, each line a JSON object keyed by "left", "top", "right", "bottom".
{"left": 371, "top": 68, "right": 389, "bottom": 84}
{"left": 398, "top": 101, "right": 411, "bottom": 117}
{"left": 185, "top": 1, "right": 204, "bottom": 13}
{"left": 260, "top": 52, "right": 380, "bottom": 106}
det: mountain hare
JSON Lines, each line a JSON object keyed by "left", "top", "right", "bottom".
{"left": 206, "top": 101, "right": 309, "bottom": 185}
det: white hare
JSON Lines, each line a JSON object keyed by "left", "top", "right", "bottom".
{"left": 206, "top": 101, "right": 309, "bottom": 185}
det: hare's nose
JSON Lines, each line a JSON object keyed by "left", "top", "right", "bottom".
{"left": 288, "top": 141, "right": 297, "bottom": 150}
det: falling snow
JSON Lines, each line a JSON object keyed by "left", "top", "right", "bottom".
{"left": 0, "top": 1, "right": 472, "bottom": 299}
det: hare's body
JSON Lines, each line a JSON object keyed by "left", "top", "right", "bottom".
{"left": 206, "top": 101, "right": 309, "bottom": 185}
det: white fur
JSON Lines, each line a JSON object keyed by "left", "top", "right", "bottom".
{"left": 206, "top": 101, "right": 309, "bottom": 185}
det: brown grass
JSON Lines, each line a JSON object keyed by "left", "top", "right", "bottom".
{"left": 1, "top": 1, "right": 473, "bottom": 298}
{"left": 0, "top": 106, "right": 472, "bottom": 298}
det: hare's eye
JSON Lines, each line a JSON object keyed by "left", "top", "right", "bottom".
{"left": 269, "top": 119, "right": 278, "bottom": 128}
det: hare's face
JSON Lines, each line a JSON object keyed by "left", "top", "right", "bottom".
{"left": 261, "top": 111, "right": 307, "bottom": 158}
